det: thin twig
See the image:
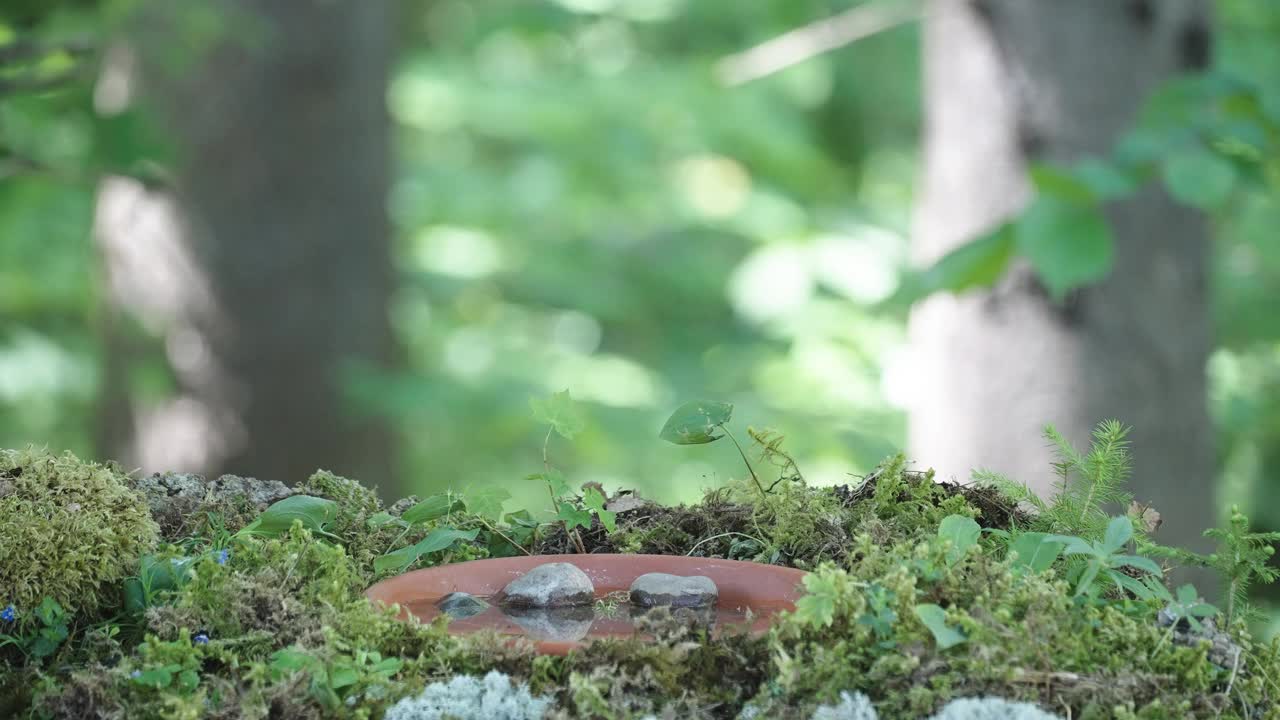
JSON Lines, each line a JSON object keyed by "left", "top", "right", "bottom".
{"left": 476, "top": 516, "right": 531, "bottom": 556}
{"left": 715, "top": 0, "right": 925, "bottom": 86}
{"left": 686, "top": 531, "right": 768, "bottom": 557}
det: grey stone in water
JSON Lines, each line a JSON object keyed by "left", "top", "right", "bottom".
{"left": 503, "top": 606, "right": 595, "bottom": 642}
{"left": 436, "top": 592, "right": 491, "bottom": 620}
{"left": 630, "top": 573, "right": 718, "bottom": 609}
{"left": 498, "top": 562, "right": 594, "bottom": 608}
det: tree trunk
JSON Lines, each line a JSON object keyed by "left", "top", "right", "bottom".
{"left": 908, "top": 0, "right": 1215, "bottom": 556}
{"left": 95, "top": 1, "right": 398, "bottom": 496}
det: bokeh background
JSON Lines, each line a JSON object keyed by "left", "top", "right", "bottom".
{"left": 2, "top": 0, "right": 1279, "bottom": 620}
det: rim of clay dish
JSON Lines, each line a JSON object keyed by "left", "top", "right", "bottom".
{"left": 364, "top": 554, "right": 808, "bottom": 655}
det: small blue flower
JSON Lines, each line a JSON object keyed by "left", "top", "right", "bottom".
{"left": 193, "top": 632, "right": 210, "bottom": 645}
{"left": 216, "top": 549, "right": 230, "bottom": 565}
{"left": 130, "top": 670, "right": 142, "bottom": 679}
{"left": 0, "top": 605, "right": 14, "bottom": 622}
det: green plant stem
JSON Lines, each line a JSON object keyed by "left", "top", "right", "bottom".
{"left": 476, "top": 516, "right": 531, "bottom": 556}
{"left": 541, "top": 424, "right": 585, "bottom": 553}
{"left": 721, "top": 425, "right": 767, "bottom": 500}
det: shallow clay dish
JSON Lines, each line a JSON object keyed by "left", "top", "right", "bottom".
{"left": 364, "top": 554, "right": 808, "bottom": 655}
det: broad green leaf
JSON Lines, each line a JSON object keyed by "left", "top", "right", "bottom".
{"left": 1103, "top": 516, "right": 1134, "bottom": 553}
{"left": 366, "top": 511, "right": 398, "bottom": 529}
{"left": 1008, "top": 533, "right": 1064, "bottom": 573}
{"left": 907, "top": 224, "right": 1016, "bottom": 300}
{"left": 237, "top": 495, "right": 339, "bottom": 539}
{"left": 659, "top": 400, "right": 733, "bottom": 445}
{"left": 467, "top": 487, "right": 511, "bottom": 522}
{"left": 1029, "top": 164, "right": 1096, "bottom": 204}
{"left": 913, "top": 604, "right": 966, "bottom": 649}
{"left": 1072, "top": 158, "right": 1139, "bottom": 199}
{"left": 373, "top": 527, "right": 480, "bottom": 574}
{"left": 1016, "top": 195, "right": 1114, "bottom": 300}
{"left": 937, "top": 515, "right": 981, "bottom": 566}
{"left": 530, "top": 390, "right": 585, "bottom": 439}
{"left": 401, "top": 494, "right": 465, "bottom": 525}
{"left": 1163, "top": 147, "right": 1237, "bottom": 209}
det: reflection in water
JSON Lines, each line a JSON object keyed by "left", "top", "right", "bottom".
{"left": 410, "top": 594, "right": 774, "bottom": 644}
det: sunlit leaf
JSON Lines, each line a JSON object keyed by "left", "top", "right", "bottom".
{"left": 914, "top": 604, "right": 966, "bottom": 649}
{"left": 659, "top": 400, "right": 733, "bottom": 445}
{"left": 530, "top": 390, "right": 585, "bottom": 439}
{"left": 1016, "top": 195, "right": 1114, "bottom": 300}
{"left": 1163, "top": 147, "right": 1237, "bottom": 208}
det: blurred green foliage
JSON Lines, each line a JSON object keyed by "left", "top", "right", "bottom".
{"left": 0, "top": 0, "right": 1278, "bottom": 545}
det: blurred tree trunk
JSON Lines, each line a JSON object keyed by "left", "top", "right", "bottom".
{"left": 94, "top": 1, "right": 399, "bottom": 496}
{"left": 909, "top": 0, "right": 1215, "bottom": 555}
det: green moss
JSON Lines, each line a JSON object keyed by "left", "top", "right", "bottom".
{"left": 0, "top": 447, "right": 159, "bottom": 619}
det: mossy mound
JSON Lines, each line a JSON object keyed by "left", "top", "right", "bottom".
{"left": 0, "top": 446, "right": 159, "bottom": 618}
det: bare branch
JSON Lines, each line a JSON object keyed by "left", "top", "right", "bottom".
{"left": 715, "top": 0, "right": 925, "bottom": 87}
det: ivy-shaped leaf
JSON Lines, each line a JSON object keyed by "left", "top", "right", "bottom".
{"left": 530, "top": 390, "right": 585, "bottom": 439}
{"left": 582, "top": 485, "right": 617, "bottom": 532}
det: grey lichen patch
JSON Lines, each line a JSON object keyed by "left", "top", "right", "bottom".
{"left": 131, "top": 471, "right": 293, "bottom": 540}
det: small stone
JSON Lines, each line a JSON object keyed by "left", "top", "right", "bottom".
{"left": 498, "top": 562, "right": 594, "bottom": 608}
{"left": 629, "top": 573, "right": 718, "bottom": 609}
{"left": 436, "top": 592, "right": 491, "bottom": 620}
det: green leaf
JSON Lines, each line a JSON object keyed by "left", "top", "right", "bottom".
{"left": 530, "top": 469, "right": 571, "bottom": 499}
{"left": 1103, "top": 516, "right": 1134, "bottom": 553}
{"left": 1072, "top": 158, "right": 1139, "bottom": 199}
{"left": 1029, "top": 164, "right": 1096, "bottom": 204}
{"left": 596, "top": 508, "right": 617, "bottom": 533}
{"left": 1016, "top": 194, "right": 1115, "bottom": 300}
{"left": 373, "top": 527, "right": 480, "bottom": 574}
{"left": 1008, "top": 533, "right": 1064, "bottom": 573}
{"left": 401, "top": 494, "right": 465, "bottom": 525}
{"left": 237, "top": 495, "right": 339, "bottom": 539}
{"left": 530, "top": 390, "right": 585, "bottom": 439}
{"left": 659, "top": 400, "right": 733, "bottom": 445}
{"left": 937, "top": 515, "right": 981, "bottom": 566}
{"left": 913, "top": 604, "right": 966, "bottom": 649}
{"left": 795, "top": 573, "right": 840, "bottom": 628}
{"left": 1162, "top": 147, "right": 1237, "bottom": 209}
{"left": 906, "top": 224, "right": 1016, "bottom": 300}
{"left": 1107, "top": 569, "right": 1157, "bottom": 600}
{"left": 466, "top": 487, "right": 511, "bottom": 522}
{"left": 366, "top": 511, "right": 398, "bottom": 529}
{"left": 132, "top": 666, "right": 178, "bottom": 688}
{"left": 1111, "top": 554, "right": 1161, "bottom": 575}
{"left": 557, "top": 501, "right": 594, "bottom": 531}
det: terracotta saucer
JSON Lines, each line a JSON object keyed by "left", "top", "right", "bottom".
{"left": 364, "top": 554, "right": 808, "bottom": 655}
